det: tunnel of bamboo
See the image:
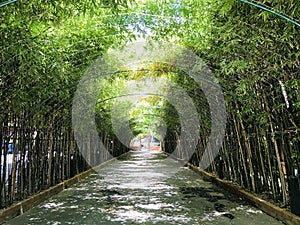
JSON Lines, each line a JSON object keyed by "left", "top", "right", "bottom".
{"left": 0, "top": 0, "right": 299, "bottom": 217}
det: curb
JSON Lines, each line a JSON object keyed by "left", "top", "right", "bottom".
{"left": 186, "top": 163, "right": 300, "bottom": 225}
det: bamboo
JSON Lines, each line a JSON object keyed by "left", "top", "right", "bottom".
{"left": 262, "top": 133, "right": 277, "bottom": 200}
{"left": 47, "top": 119, "right": 54, "bottom": 186}
{"left": 1, "top": 117, "right": 9, "bottom": 207}
{"left": 223, "top": 135, "right": 234, "bottom": 180}
{"left": 254, "top": 83, "right": 277, "bottom": 199}
{"left": 233, "top": 112, "right": 250, "bottom": 188}
{"left": 261, "top": 87, "right": 288, "bottom": 204}
{"left": 27, "top": 128, "right": 33, "bottom": 195}
{"left": 10, "top": 116, "right": 18, "bottom": 202}
{"left": 238, "top": 115, "right": 256, "bottom": 192}
{"left": 256, "top": 128, "right": 268, "bottom": 191}
{"left": 0, "top": 122, "right": 3, "bottom": 208}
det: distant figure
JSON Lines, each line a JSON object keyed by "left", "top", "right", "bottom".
{"left": 8, "top": 143, "right": 13, "bottom": 154}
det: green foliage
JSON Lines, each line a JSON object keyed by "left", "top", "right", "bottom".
{"left": 0, "top": 0, "right": 299, "bottom": 207}
{"left": 0, "top": 0, "right": 135, "bottom": 125}
{"left": 1, "top": 0, "right": 298, "bottom": 139}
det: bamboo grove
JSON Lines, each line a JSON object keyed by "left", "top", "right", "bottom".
{"left": 0, "top": 0, "right": 135, "bottom": 208}
{"left": 0, "top": 0, "right": 299, "bottom": 214}
{"left": 160, "top": 0, "right": 300, "bottom": 208}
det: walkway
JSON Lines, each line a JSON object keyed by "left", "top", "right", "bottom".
{"left": 6, "top": 151, "right": 284, "bottom": 225}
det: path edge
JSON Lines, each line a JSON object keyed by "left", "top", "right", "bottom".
{"left": 186, "top": 162, "right": 300, "bottom": 225}
{"left": 0, "top": 156, "right": 119, "bottom": 224}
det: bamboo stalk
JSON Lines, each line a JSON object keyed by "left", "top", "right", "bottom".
{"left": 47, "top": 119, "right": 54, "bottom": 186}
{"left": 256, "top": 128, "right": 268, "bottom": 190}
{"left": 233, "top": 112, "right": 250, "bottom": 188}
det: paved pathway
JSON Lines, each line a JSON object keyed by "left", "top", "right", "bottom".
{"left": 6, "top": 150, "right": 284, "bottom": 224}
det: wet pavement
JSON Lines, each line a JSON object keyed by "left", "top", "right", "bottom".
{"left": 6, "top": 150, "right": 284, "bottom": 225}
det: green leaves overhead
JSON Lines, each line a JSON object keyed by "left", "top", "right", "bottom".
{"left": 1, "top": 0, "right": 299, "bottom": 134}
{"left": 1, "top": 0, "right": 134, "bottom": 119}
